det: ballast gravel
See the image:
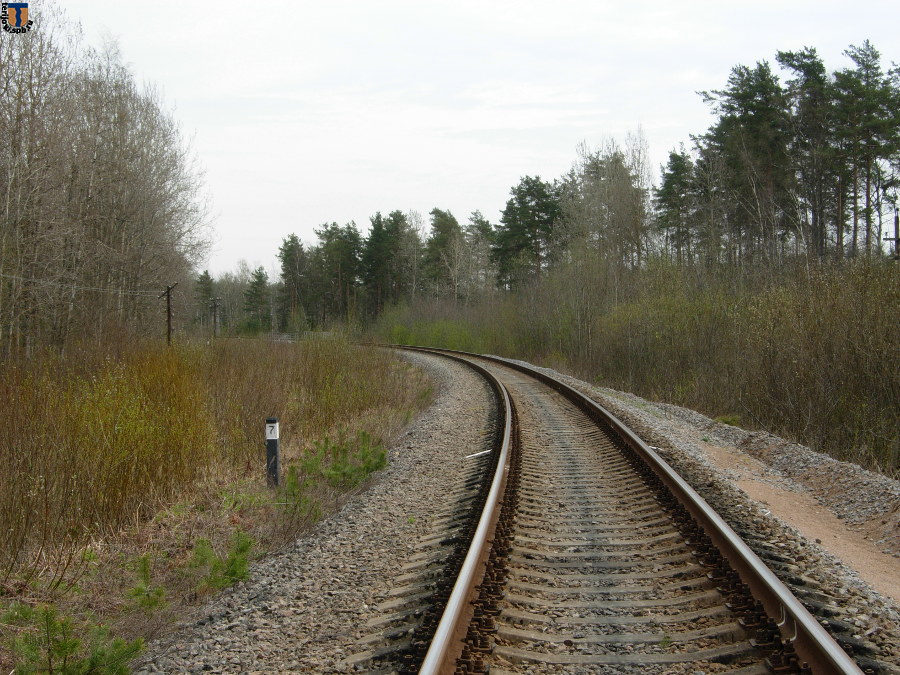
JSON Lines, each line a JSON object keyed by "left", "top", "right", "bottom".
{"left": 496, "top": 356, "right": 900, "bottom": 670}
{"left": 134, "top": 351, "right": 494, "bottom": 674}
{"left": 136, "top": 351, "right": 900, "bottom": 673}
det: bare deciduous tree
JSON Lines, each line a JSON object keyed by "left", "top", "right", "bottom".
{"left": 0, "top": 6, "right": 210, "bottom": 354}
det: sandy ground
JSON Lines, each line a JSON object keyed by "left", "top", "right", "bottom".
{"left": 500, "top": 356, "right": 900, "bottom": 617}
{"left": 699, "top": 439, "right": 899, "bottom": 604}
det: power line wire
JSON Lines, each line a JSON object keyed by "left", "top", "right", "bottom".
{"left": 0, "top": 271, "right": 161, "bottom": 296}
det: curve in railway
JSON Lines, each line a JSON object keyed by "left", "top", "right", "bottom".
{"left": 351, "top": 347, "right": 866, "bottom": 675}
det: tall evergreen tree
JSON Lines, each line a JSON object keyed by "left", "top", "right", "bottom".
{"left": 361, "top": 213, "right": 395, "bottom": 315}
{"left": 777, "top": 47, "right": 835, "bottom": 258}
{"left": 655, "top": 149, "right": 696, "bottom": 263}
{"left": 194, "top": 270, "right": 214, "bottom": 328}
{"left": 277, "top": 234, "right": 307, "bottom": 332}
{"left": 700, "top": 61, "right": 794, "bottom": 263}
{"left": 461, "top": 211, "right": 497, "bottom": 299}
{"left": 310, "top": 222, "right": 361, "bottom": 323}
{"left": 423, "top": 208, "right": 463, "bottom": 294}
{"left": 383, "top": 210, "right": 417, "bottom": 303}
{"left": 466, "top": 210, "right": 495, "bottom": 242}
{"left": 833, "top": 41, "right": 900, "bottom": 256}
{"left": 493, "top": 176, "right": 560, "bottom": 288}
{"left": 243, "top": 266, "right": 271, "bottom": 333}
{"left": 691, "top": 144, "right": 730, "bottom": 263}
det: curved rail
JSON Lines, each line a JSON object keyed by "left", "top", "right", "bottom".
{"left": 398, "top": 348, "right": 514, "bottom": 675}
{"left": 397, "top": 346, "right": 862, "bottom": 675}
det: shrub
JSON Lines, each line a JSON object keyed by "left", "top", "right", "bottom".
{"left": 371, "top": 260, "right": 899, "bottom": 476}
{"left": 2, "top": 603, "right": 143, "bottom": 675}
{"left": 190, "top": 531, "right": 253, "bottom": 592}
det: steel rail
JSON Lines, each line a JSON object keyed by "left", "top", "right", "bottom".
{"left": 457, "top": 349, "right": 864, "bottom": 675}
{"left": 397, "top": 347, "right": 515, "bottom": 675}
{"left": 390, "top": 345, "right": 862, "bottom": 673}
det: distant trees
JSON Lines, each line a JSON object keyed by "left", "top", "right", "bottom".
{"left": 310, "top": 222, "right": 362, "bottom": 324}
{"left": 277, "top": 234, "right": 307, "bottom": 332}
{"left": 460, "top": 211, "right": 497, "bottom": 301}
{"left": 243, "top": 267, "right": 271, "bottom": 332}
{"left": 6, "top": 21, "right": 895, "bottom": 353}
{"left": 699, "top": 61, "right": 795, "bottom": 264}
{"left": 195, "top": 270, "right": 215, "bottom": 329}
{"left": 493, "top": 177, "right": 561, "bottom": 288}
{"left": 192, "top": 41, "right": 899, "bottom": 338}
{"left": 560, "top": 136, "right": 652, "bottom": 269}
{"left": 655, "top": 149, "right": 695, "bottom": 264}
{"left": 361, "top": 211, "right": 415, "bottom": 315}
{"left": 833, "top": 41, "right": 900, "bottom": 257}
{"left": 777, "top": 47, "right": 833, "bottom": 258}
{"left": 423, "top": 208, "right": 463, "bottom": 295}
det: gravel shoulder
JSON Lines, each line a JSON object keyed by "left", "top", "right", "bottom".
{"left": 498, "top": 356, "right": 900, "bottom": 669}
{"left": 589, "top": 384, "right": 900, "bottom": 602}
{"left": 135, "top": 351, "right": 494, "bottom": 674}
{"left": 135, "top": 350, "right": 900, "bottom": 673}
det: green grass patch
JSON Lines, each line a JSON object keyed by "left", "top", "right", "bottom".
{"left": 714, "top": 414, "right": 743, "bottom": 427}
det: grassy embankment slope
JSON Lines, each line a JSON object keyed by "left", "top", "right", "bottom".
{"left": 0, "top": 339, "right": 431, "bottom": 673}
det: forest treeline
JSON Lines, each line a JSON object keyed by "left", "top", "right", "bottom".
{"left": 200, "top": 42, "right": 899, "bottom": 335}
{"left": 0, "top": 7, "right": 208, "bottom": 355}
{"left": 196, "top": 42, "right": 898, "bottom": 474}
{"left": 1, "top": 20, "right": 896, "bottom": 473}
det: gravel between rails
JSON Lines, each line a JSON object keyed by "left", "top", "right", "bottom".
{"left": 134, "top": 350, "right": 900, "bottom": 673}
{"left": 134, "top": 351, "right": 494, "bottom": 674}
{"left": 495, "top": 356, "right": 900, "bottom": 672}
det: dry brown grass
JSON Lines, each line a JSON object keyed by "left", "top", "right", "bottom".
{"left": 0, "top": 338, "right": 432, "bottom": 671}
{"left": 377, "top": 259, "right": 899, "bottom": 476}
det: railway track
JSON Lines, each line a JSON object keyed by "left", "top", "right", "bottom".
{"left": 348, "top": 348, "right": 867, "bottom": 674}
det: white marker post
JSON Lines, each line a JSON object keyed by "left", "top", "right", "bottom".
{"left": 266, "top": 417, "right": 280, "bottom": 487}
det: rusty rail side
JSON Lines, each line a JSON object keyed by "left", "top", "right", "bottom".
{"left": 461, "top": 350, "right": 863, "bottom": 675}
{"left": 397, "top": 347, "right": 514, "bottom": 675}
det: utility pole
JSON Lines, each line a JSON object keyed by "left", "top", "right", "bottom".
{"left": 884, "top": 208, "right": 900, "bottom": 259}
{"left": 210, "top": 297, "right": 221, "bottom": 338}
{"left": 158, "top": 283, "right": 178, "bottom": 345}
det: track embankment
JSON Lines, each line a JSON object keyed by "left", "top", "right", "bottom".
{"left": 135, "top": 350, "right": 900, "bottom": 674}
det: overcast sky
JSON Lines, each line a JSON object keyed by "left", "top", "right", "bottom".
{"left": 65, "top": 0, "right": 900, "bottom": 275}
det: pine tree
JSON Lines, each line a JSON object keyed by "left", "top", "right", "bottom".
{"left": 655, "top": 149, "right": 696, "bottom": 264}
{"left": 700, "top": 61, "right": 794, "bottom": 263}
{"left": 777, "top": 47, "right": 835, "bottom": 258}
{"left": 423, "top": 208, "right": 463, "bottom": 295}
{"left": 277, "top": 234, "right": 307, "bottom": 333}
{"left": 383, "top": 210, "right": 415, "bottom": 302}
{"left": 361, "top": 213, "right": 394, "bottom": 315}
{"left": 243, "top": 266, "right": 270, "bottom": 333}
{"left": 311, "top": 222, "right": 361, "bottom": 323}
{"left": 461, "top": 211, "right": 497, "bottom": 299}
{"left": 194, "top": 270, "right": 214, "bottom": 328}
{"left": 833, "top": 41, "right": 900, "bottom": 256}
{"left": 492, "top": 176, "right": 560, "bottom": 288}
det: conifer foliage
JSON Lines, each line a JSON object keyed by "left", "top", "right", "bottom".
{"left": 660, "top": 42, "right": 900, "bottom": 263}
{"left": 189, "top": 41, "right": 900, "bottom": 340}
